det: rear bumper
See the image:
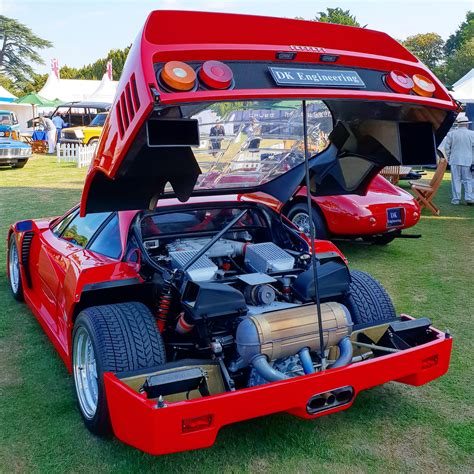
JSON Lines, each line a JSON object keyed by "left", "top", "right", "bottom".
{"left": 323, "top": 202, "right": 421, "bottom": 236}
{"left": 103, "top": 316, "right": 452, "bottom": 456}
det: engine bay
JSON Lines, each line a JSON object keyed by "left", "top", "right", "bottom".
{"left": 128, "top": 203, "right": 439, "bottom": 405}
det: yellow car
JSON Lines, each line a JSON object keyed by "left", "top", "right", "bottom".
{"left": 60, "top": 112, "right": 108, "bottom": 147}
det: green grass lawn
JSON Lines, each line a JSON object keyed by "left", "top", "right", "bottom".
{"left": 1, "top": 156, "right": 473, "bottom": 473}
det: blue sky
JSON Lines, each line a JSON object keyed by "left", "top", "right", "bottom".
{"left": 1, "top": 0, "right": 472, "bottom": 76}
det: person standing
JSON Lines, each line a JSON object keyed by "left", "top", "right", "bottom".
{"left": 246, "top": 117, "right": 262, "bottom": 150}
{"left": 209, "top": 122, "right": 225, "bottom": 152}
{"left": 40, "top": 116, "right": 58, "bottom": 154}
{"left": 51, "top": 114, "right": 65, "bottom": 142}
{"left": 444, "top": 116, "right": 474, "bottom": 205}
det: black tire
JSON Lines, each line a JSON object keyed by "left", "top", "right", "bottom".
{"left": 72, "top": 302, "right": 166, "bottom": 435}
{"left": 7, "top": 235, "right": 24, "bottom": 301}
{"left": 88, "top": 138, "right": 99, "bottom": 149}
{"left": 286, "top": 202, "right": 329, "bottom": 240}
{"left": 12, "top": 160, "right": 28, "bottom": 169}
{"left": 345, "top": 270, "right": 396, "bottom": 325}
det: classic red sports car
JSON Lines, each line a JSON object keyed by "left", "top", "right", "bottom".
{"left": 284, "top": 174, "right": 421, "bottom": 244}
{"left": 7, "top": 11, "right": 456, "bottom": 456}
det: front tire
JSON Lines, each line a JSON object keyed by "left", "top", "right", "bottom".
{"left": 72, "top": 302, "right": 166, "bottom": 435}
{"left": 88, "top": 139, "right": 99, "bottom": 150}
{"left": 287, "top": 202, "right": 329, "bottom": 240}
{"left": 345, "top": 270, "right": 397, "bottom": 325}
{"left": 7, "top": 235, "right": 23, "bottom": 301}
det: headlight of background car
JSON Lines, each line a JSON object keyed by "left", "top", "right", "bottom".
{"left": 0, "top": 132, "right": 4, "bottom": 137}
{"left": 75, "top": 130, "right": 85, "bottom": 139}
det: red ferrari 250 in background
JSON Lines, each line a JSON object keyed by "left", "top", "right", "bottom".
{"left": 7, "top": 11, "right": 455, "bottom": 455}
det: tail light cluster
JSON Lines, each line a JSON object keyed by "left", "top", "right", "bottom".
{"left": 158, "top": 60, "right": 234, "bottom": 92}
{"left": 385, "top": 70, "right": 436, "bottom": 97}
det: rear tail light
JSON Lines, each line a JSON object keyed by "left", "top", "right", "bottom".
{"left": 160, "top": 61, "right": 196, "bottom": 91}
{"left": 182, "top": 414, "right": 213, "bottom": 433}
{"left": 385, "top": 70, "right": 414, "bottom": 94}
{"left": 412, "top": 74, "right": 435, "bottom": 97}
{"left": 198, "top": 60, "right": 233, "bottom": 89}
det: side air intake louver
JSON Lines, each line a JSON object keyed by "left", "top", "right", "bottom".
{"left": 116, "top": 74, "right": 141, "bottom": 138}
{"left": 21, "top": 231, "right": 34, "bottom": 287}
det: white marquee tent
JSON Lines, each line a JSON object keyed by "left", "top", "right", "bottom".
{"left": 0, "top": 102, "right": 37, "bottom": 132}
{"left": 0, "top": 85, "right": 17, "bottom": 102}
{"left": 38, "top": 71, "right": 118, "bottom": 103}
{"left": 451, "top": 68, "right": 474, "bottom": 103}
{"left": 86, "top": 73, "right": 118, "bottom": 103}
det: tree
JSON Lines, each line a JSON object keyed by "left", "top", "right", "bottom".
{"left": 403, "top": 33, "right": 445, "bottom": 70}
{"left": 60, "top": 46, "right": 131, "bottom": 81}
{"left": 444, "top": 11, "right": 474, "bottom": 56}
{"left": 0, "top": 16, "right": 52, "bottom": 84}
{"left": 443, "top": 38, "right": 474, "bottom": 87}
{"left": 315, "top": 8, "right": 363, "bottom": 27}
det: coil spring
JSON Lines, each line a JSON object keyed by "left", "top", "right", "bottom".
{"left": 156, "top": 279, "right": 173, "bottom": 331}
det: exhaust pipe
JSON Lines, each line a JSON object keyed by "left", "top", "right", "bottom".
{"left": 307, "top": 386, "right": 354, "bottom": 414}
{"left": 333, "top": 387, "right": 354, "bottom": 404}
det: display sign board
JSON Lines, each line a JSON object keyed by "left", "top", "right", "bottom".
{"left": 269, "top": 67, "right": 365, "bottom": 88}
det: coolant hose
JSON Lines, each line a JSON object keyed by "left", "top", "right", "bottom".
{"left": 298, "top": 347, "right": 315, "bottom": 374}
{"left": 330, "top": 337, "right": 353, "bottom": 369}
{"left": 251, "top": 355, "right": 289, "bottom": 382}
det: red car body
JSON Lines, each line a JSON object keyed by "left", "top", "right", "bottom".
{"left": 7, "top": 11, "right": 457, "bottom": 455}
{"left": 291, "top": 175, "right": 420, "bottom": 238}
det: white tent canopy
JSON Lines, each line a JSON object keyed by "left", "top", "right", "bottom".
{"left": 38, "top": 71, "right": 118, "bottom": 103}
{"left": 451, "top": 69, "right": 474, "bottom": 104}
{"left": 86, "top": 73, "right": 118, "bottom": 103}
{"left": 0, "top": 85, "right": 17, "bottom": 102}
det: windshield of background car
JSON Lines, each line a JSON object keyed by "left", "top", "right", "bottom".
{"left": 169, "top": 100, "right": 332, "bottom": 192}
{"left": 0, "top": 113, "right": 13, "bottom": 125}
{"left": 89, "top": 114, "right": 107, "bottom": 126}
{"left": 141, "top": 207, "right": 267, "bottom": 237}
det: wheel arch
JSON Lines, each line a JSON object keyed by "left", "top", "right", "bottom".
{"left": 71, "top": 279, "right": 151, "bottom": 324}
{"left": 282, "top": 195, "right": 328, "bottom": 225}
{"left": 86, "top": 136, "right": 100, "bottom": 145}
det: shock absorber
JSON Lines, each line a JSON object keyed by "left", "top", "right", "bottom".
{"left": 156, "top": 279, "right": 173, "bottom": 332}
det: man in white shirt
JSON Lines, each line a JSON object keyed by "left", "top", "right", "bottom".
{"left": 443, "top": 116, "right": 474, "bottom": 205}
{"left": 40, "top": 116, "right": 58, "bottom": 154}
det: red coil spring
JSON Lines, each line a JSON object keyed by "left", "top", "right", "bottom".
{"left": 156, "top": 280, "right": 172, "bottom": 332}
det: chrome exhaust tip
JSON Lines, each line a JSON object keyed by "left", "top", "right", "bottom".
{"left": 306, "top": 386, "right": 354, "bottom": 414}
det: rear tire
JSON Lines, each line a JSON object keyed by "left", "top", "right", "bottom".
{"left": 72, "top": 302, "right": 166, "bottom": 435}
{"left": 345, "top": 270, "right": 396, "bottom": 325}
{"left": 287, "top": 202, "right": 329, "bottom": 240}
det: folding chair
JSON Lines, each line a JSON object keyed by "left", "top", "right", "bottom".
{"left": 410, "top": 158, "right": 447, "bottom": 215}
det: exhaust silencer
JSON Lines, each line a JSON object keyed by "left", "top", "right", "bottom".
{"left": 236, "top": 302, "right": 352, "bottom": 365}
